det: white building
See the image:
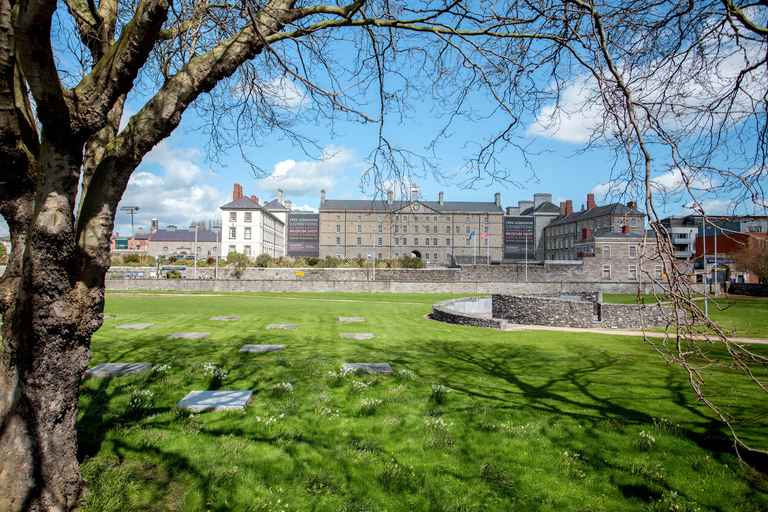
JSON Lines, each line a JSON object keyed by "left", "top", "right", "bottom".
{"left": 220, "top": 183, "right": 286, "bottom": 258}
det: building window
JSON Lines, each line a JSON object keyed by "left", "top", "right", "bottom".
{"left": 629, "top": 265, "right": 637, "bottom": 279}
{"left": 603, "top": 246, "right": 611, "bottom": 259}
{"left": 395, "top": 252, "right": 400, "bottom": 257}
{"left": 446, "top": 253, "right": 451, "bottom": 260}
{"left": 425, "top": 226, "right": 430, "bottom": 234}
{"left": 602, "top": 265, "right": 611, "bottom": 279}
{"left": 446, "top": 226, "right": 451, "bottom": 234}
{"left": 455, "top": 227, "right": 460, "bottom": 234}
{"left": 336, "top": 225, "right": 341, "bottom": 233}
{"left": 465, "top": 216, "right": 471, "bottom": 223}
{"left": 245, "top": 212, "right": 252, "bottom": 222}
{"left": 403, "top": 226, "right": 408, "bottom": 234}
{"left": 629, "top": 246, "right": 637, "bottom": 258}
{"left": 378, "top": 215, "right": 382, "bottom": 222}
{"left": 336, "top": 215, "right": 341, "bottom": 221}
{"left": 229, "top": 227, "right": 236, "bottom": 238}
{"left": 378, "top": 252, "right": 382, "bottom": 259}
{"left": 446, "top": 216, "right": 451, "bottom": 222}
{"left": 378, "top": 225, "right": 383, "bottom": 233}
{"left": 229, "top": 212, "right": 236, "bottom": 222}
{"left": 357, "top": 237, "right": 362, "bottom": 246}
{"left": 655, "top": 265, "right": 663, "bottom": 279}
{"left": 228, "top": 245, "right": 236, "bottom": 253}
{"left": 358, "top": 253, "right": 362, "bottom": 258}
{"left": 414, "top": 215, "right": 418, "bottom": 222}
{"left": 631, "top": 218, "right": 636, "bottom": 227}
{"left": 484, "top": 216, "right": 489, "bottom": 223}
{"left": 466, "top": 226, "right": 471, "bottom": 234}
{"left": 243, "top": 245, "right": 252, "bottom": 256}
{"left": 414, "top": 226, "right": 419, "bottom": 234}
{"left": 433, "top": 216, "right": 438, "bottom": 222}
{"left": 466, "top": 239, "right": 470, "bottom": 247}
{"left": 484, "top": 239, "right": 488, "bottom": 247}
{"left": 395, "top": 238, "right": 399, "bottom": 246}
{"left": 163, "top": 246, "right": 169, "bottom": 256}
{"left": 433, "top": 238, "right": 438, "bottom": 246}
{"left": 395, "top": 226, "right": 400, "bottom": 234}
{"left": 357, "top": 215, "right": 362, "bottom": 221}
{"left": 336, "top": 237, "right": 341, "bottom": 245}
{"left": 357, "top": 225, "right": 361, "bottom": 233}
{"left": 395, "top": 215, "right": 399, "bottom": 222}
{"left": 425, "top": 238, "right": 430, "bottom": 246}
{"left": 378, "top": 237, "right": 383, "bottom": 246}
{"left": 414, "top": 238, "right": 419, "bottom": 245}
{"left": 244, "top": 227, "right": 251, "bottom": 239}
{"left": 336, "top": 253, "right": 341, "bottom": 258}
{"left": 403, "top": 216, "right": 408, "bottom": 222}
{"left": 446, "top": 239, "right": 451, "bottom": 246}
{"left": 402, "top": 238, "right": 407, "bottom": 246}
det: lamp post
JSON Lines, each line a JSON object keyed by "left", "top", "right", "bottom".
{"left": 212, "top": 226, "right": 221, "bottom": 279}
{"left": 189, "top": 224, "right": 198, "bottom": 279}
{"left": 120, "top": 206, "right": 139, "bottom": 253}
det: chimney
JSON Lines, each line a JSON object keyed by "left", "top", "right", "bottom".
{"left": 439, "top": 191, "right": 444, "bottom": 205}
{"left": 233, "top": 183, "right": 243, "bottom": 201}
{"left": 627, "top": 201, "right": 637, "bottom": 210}
{"left": 494, "top": 192, "right": 501, "bottom": 207}
{"left": 278, "top": 188, "right": 283, "bottom": 205}
{"left": 116, "top": 232, "right": 119, "bottom": 237}
{"left": 507, "top": 206, "right": 520, "bottom": 215}
{"left": 518, "top": 200, "right": 533, "bottom": 212}
{"left": 560, "top": 202, "right": 566, "bottom": 216}
{"left": 167, "top": 225, "right": 176, "bottom": 232}
{"left": 284, "top": 200, "right": 292, "bottom": 210}
{"left": 587, "top": 193, "right": 596, "bottom": 211}
{"left": 321, "top": 189, "right": 325, "bottom": 205}
{"left": 565, "top": 200, "right": 573, "bottom": 216}
{"left": 410, "top": 184, "right": 419, "bottom": 202}
{"left": 534, "top": 193, "right": 551, "bottom": 208}
{"left": 251, "top": 195, "right": 257, "bottom": 203}
{"left": 138, "top": 227, "right": 143, "bottom": 235}
{"left": 151, "top": 218, "right": 158, "bottom": 234}
{"left": 622, "top": 225, "right": 630, "bottom": 234}
{"left": 387, "top": 190, "right": 394, "bottom": 205}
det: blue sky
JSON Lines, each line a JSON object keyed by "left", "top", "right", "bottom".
{"left": 1, "top": 23, "right": 765, "bottom": 240}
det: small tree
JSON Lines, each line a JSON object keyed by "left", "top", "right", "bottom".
{"left": 732, "top": 237, "right": 768, "bottom": 284}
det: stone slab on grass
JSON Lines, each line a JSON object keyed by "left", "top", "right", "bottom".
{"left": 176, "top": 390, "right": 253, "bottom": 412}
{"left": 343, "top": 363, "right": 393, "bottom": 374}
{"left": 340, "top": 333, "right": 374, "bottom": 340}
{"left": 86, "top": 363, "right": 152, "bottom": 377}
{"left": 211, "top": 317, "right": 239, "bottom": 321}
{"left": 239, "top": 344, "right": 284, "bottom": 353}
{"left": 167, "top": 332, "right": 210, "bottom": 339}
{"left": 116, "top": 323, "right": 153, "bottom": 329}
{"left": 266, "top": 324, "right": 298, "bottom": 330}
{"left": 340, "top": 317, "right": 365, "bottom": 323}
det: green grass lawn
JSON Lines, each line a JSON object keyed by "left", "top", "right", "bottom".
{"left": 78, "top": 293, "right": 768, "bottom": 511}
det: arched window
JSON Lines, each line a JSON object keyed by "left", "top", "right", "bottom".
{"left": 163, "top": 246, "right": 169, "bottom": 256}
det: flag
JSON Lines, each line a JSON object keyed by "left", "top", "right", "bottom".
{"left": 480, "top": 231, "right": 489, "bottom": 238}
{"left": 469, "top": 230, "right": 475, "bottom": 239}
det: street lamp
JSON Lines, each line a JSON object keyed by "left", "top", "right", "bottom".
{"left": 120, "top": 206, "right": 140, "bottom": 253}
{"left": 212, "top": 226, "right": 221, "bottom": 279}
{"left": 189, "top": 224, "right": 198, "bottom": 279}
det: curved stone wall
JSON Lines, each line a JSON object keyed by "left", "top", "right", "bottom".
{"left": 431, "top": 296, "right": 506, "bottom": 330}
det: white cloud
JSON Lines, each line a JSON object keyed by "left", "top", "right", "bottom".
{"left": 292, "top": 204, "right": 319, "bottom": 213}
{"left": 589, "top": 182, "right": 615, "bottom": 202}
{"left": 682, "top": 199, "right": 733, "bottom": 216}
{"left": 650, "top": 169, "right": 715, "bottom": 195}
{"left": 113, "top": 136, "right": 229, "bottom": 236}
{"left": 527, "top": 77, "right": 603, "bottom": 143}
{"left": 263, "top": 77, "right": 311, "bottom": 111}
{"left": 257, "top": 145, "right": 362, "bottom": 197}
{"left": 0, "top": 218, "right": 8, "bottom": 238}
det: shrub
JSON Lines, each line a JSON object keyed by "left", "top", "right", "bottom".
{"left": 306, "top": 257, "right": 321, "bottom": 266}
{"left": 166, "top": 270, "right": 181, "bottom": 279}
{"left": 255, "top": 253, "right": 272, "bottom": 267}
{"left": 205, "top": 257, "right": 216, "bottom": 265}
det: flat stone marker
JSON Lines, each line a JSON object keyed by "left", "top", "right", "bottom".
{"left": 340, "top": 333, "right": 374, "bottom": 340}
{"left": 176, "top": 390, "right": 253, "bottom": 412}
{"left": 340, "top": 317, "right": 365, "bottom": 323}
{"left": 167, "top": 332, "right": 210, "bottom": 339}
{"left": 239, "top": 344, "right": 284, "bottom": 353}
{"left": 211, "top": 316, "right": 239, "bottom": 321}
{"left": 266, "top": 324, "right": 297, "bottom": 329}
{"left": 343, "top": 363, "right": 393, "bottom": 374}
{"left": 86, "top": 363, "right": 152, "bottom": 377}
{"left": 116, "top": 323, "right": 153, "bottom": 329}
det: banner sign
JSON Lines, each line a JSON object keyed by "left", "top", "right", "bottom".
{"left": 503, "top": 216, "right": 534, "bottom": 260}
{"left": 287, "top": 213, "right": 320, "bottom": 257}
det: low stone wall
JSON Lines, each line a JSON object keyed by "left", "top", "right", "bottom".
{"left": 728, "top": 283, "right": 768, "bottom": 297}
{"left": 491, "top": 293, "right": 672, "bottom": 329}
{"left": 431, "top": 297, "right": 506, "bottom": 330}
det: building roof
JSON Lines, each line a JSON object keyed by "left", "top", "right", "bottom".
{"left": 320, "top": 199, "right": 503, "bottom": 214}
{"left": 520, "top": 201, "right": 561, "bottom": 215}
{"left": 262, "top": 199, "right": 289, "bottom": 211}
{"left": 594, "top": 232, "right": 651, "bottom": 239}
{"left": 547, "top": 203, "right": 644, "bottom": 227}
{"left": 149, "top": 229, "right": 220, "bottom": 243}
{"left": 220, "top": 196, "right": 261, "bottom": 210}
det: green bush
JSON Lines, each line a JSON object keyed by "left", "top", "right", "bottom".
{"left": 166, "top": 270, "right": 181, "bottom": 279}
{"left": 255, "top": 253, "right": 272, "bottom": 267}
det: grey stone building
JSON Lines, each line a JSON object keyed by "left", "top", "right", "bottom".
{"left": 147, "top": 226, "right": 221, "bottom": 259}
{"left": 504, "top": 193, "right": 561, "bottom": 260}
{"left": 318, "top": 185, "right": 504, "bottom": 263}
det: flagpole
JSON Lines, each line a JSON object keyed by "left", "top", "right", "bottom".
{"left": 474, "top": 234, "right": 476, "bottom": 265}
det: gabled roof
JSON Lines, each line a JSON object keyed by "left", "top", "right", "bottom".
{"left": 149, "top": 229, "right": 220, "bottom": 243}
{"left": 548, "top": 203, "right": 644, "bottom": 227}
{"left": 220, "top": 197, "right": 260, "bottom": 210}
{"left": 262, "top": 199, "right": 289, "bottom": 211}
{"left": 320, "top": 199, "right": 503, "bottom": 214}
{"left": 520, "top": 201, "right": 561, "bottom": 215}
